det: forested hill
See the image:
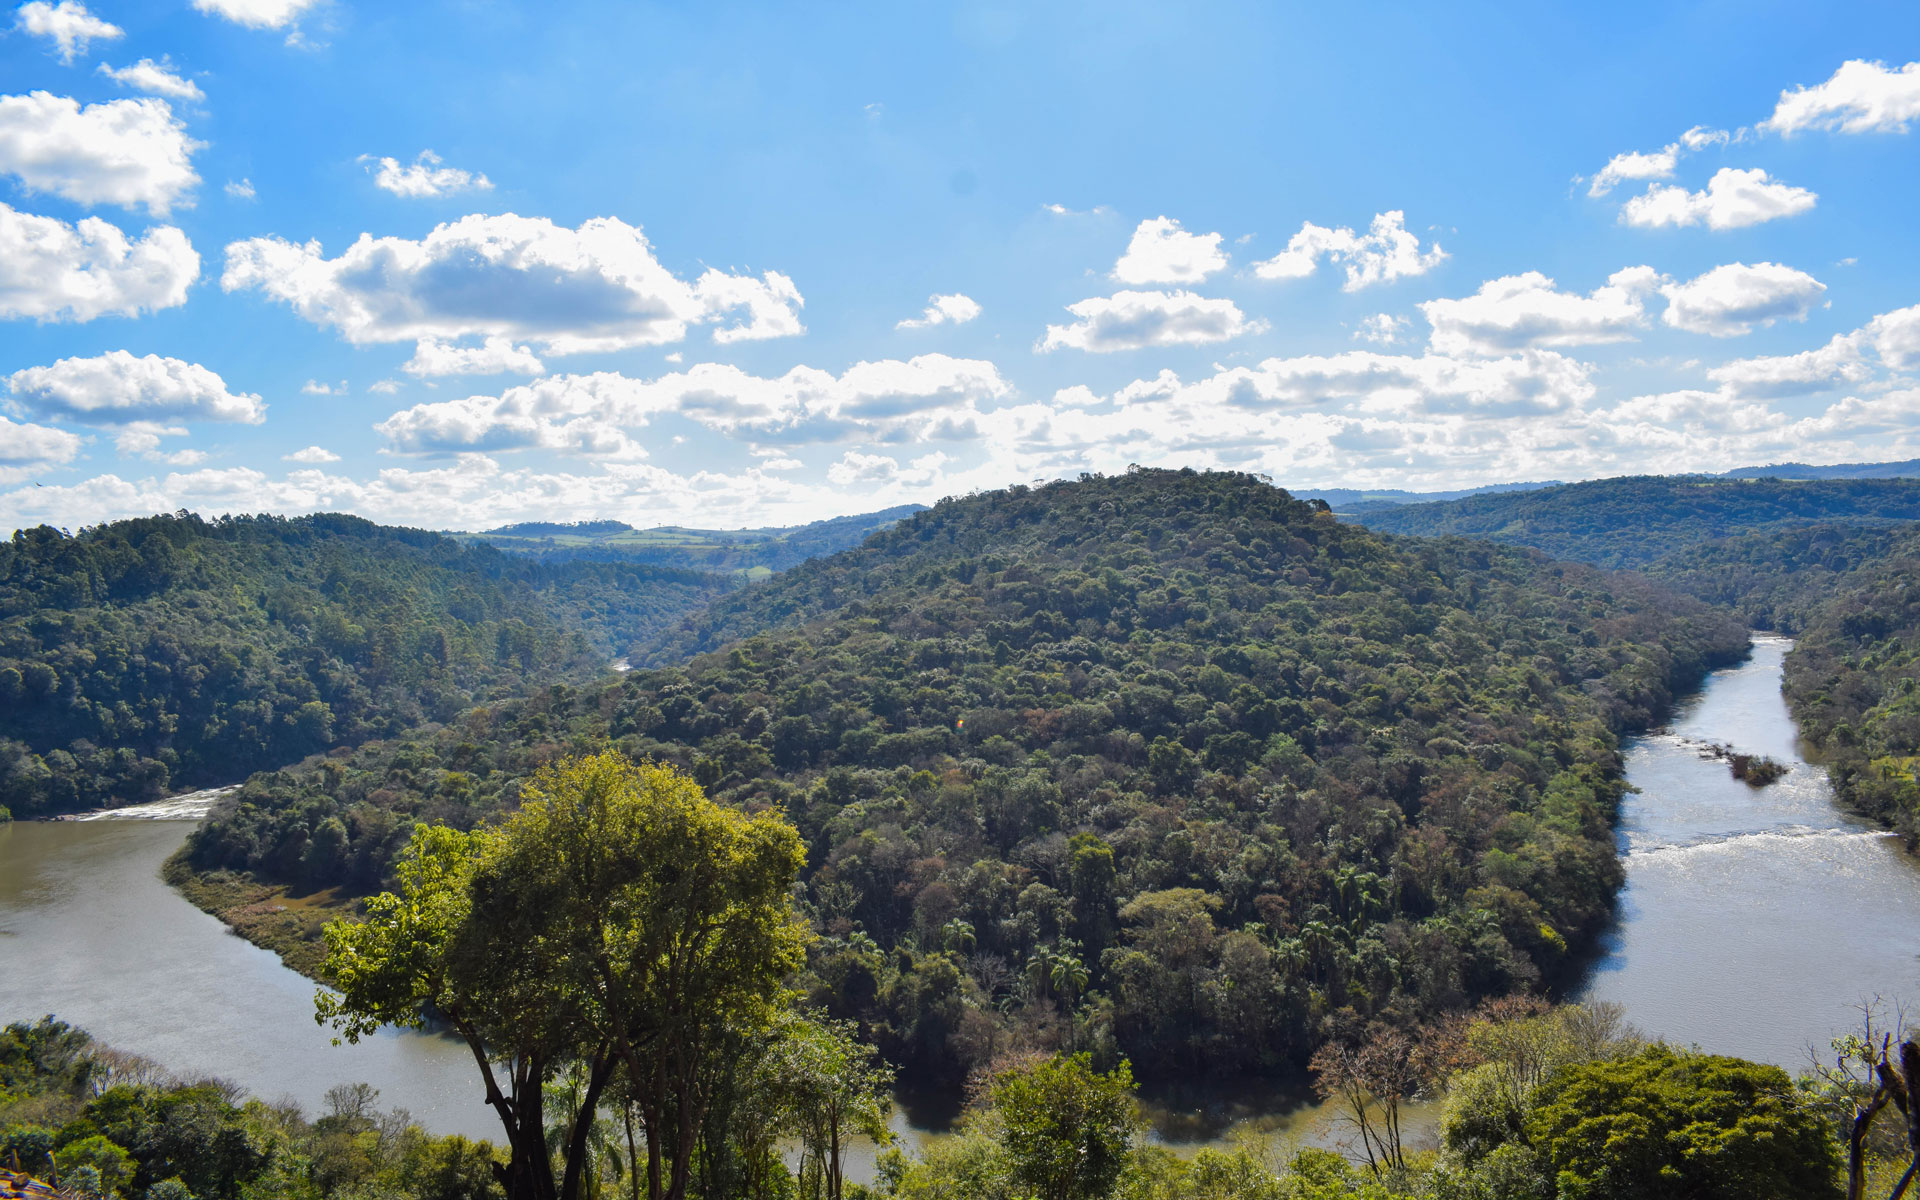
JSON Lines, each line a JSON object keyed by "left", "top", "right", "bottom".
{"left": 0, "top": 512, "right": 730, "bottom": 817}
{"left": 1349, "top": 476, "right": 1920, "bottom": 569}
{"left": 187, "top": 469, "right": 1746, "bottom": 1084}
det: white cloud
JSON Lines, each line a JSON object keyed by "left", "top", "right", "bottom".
{"left": 222, "top": 213, "right": 806, "bottom": 354}
{"left": 14, "top": 1, "right": 120, "bottom": 63}
{"left": 1706, "top": 334, "right": 1870, "bottom": 399}
{"left": 1039, "top": 289, "right": 1264, "bottom": 352}
{"left": 1865, "top": 304, "right": 1920, "bottom": 370}
{"left": 1112, "top": 216, "right": 1227, "bottom": 285}
{"left": 365, "top": 151, "right": 493, "bottom": 198}
{"left": 1620, "top": 167, "right": 1816, "bottom": 231}
{"left": 368, "top": 379, "right": 400, "bottom": 395}
{"left": 374, "top": 354, "right": 1011, "bottom": 456}
{"left": 8, "top": 351, "right": 265, "bottom": 428}
{"left": 224, "top": 178, "right": 255, "bottom": 200}
{"left": 191, "top": 0, "right": 321, "bottom": 29}
{"left": 826, "top": 450, "right": 900, "bottom": 486}
{"left": 403, "top": 336, "right": 545, "bottom": 377}
{"left": 283, "top": 445, "right": 339, "bottom": 463}
{"left": 97, "top": 59, "right": 205, "bottom": 104}
{"left": 300, "top": 379, "right": 342, "bottom": 395}
{"left": 1659, "top": 262, "right": 1825, "bottom": 337}
{"left": 1681, "top": 126, "right": 1732, "bottom": 150}
{"left": 1251, "top": 211, "right": 1445, "bottom": 290}
{"left": 1763, "top": 59, "right": 1920, "bottom": 135}
{"left": 1421, "top": 267, "right": 1662, "bottom": 356}
{"left": 1353, "top": 314, "right": 1408, "bottom": 345}
{"left": 0, "top": 415, "right": 83, "bottom": 478}
{"left": 0, "top": 92, "right": 200, "bottom": 215}
{"left": 0, "top": 202, "right": 198, "bottom": 321}
{"left": 896, "top": 292, "right": 982, "bottom": 330}
{"left": 1589, "top": 144, "right": 1678, "bottom": 197}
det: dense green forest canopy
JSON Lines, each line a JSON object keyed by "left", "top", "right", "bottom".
{"left": 187, "top": 469, "right": 1746, "bottom": 1086}
{"left": 1350, "top": 476, "right": 1920, "bottom": 569}
{"left": 455, "top": 505, "right": 926, "bottom": 573}
{"left": 1354, "top": 478, "right": 1920, "bottom": 851}
{"left": 0, "top": 512, "right": 730, "bottom": 817}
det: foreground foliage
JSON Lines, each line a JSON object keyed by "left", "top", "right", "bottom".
{"left": 0, "top": 1018, "right": 499, "bottom": 1200}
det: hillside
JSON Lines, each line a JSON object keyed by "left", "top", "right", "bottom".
{"left": 184, "top": 469, "right": 1746, "bottom": 1084}
{"left": 1351, "top": 476, "right": 1920, "bottom": 569}
{"left": 0, "top": 512, "right": 730, "bottom": 817}
{"left": 455, "top": 504, "right": 925, "bottom": 575}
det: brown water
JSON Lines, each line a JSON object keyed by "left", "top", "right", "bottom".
{"left": 0, "top": 817, "right": 496, "bottom": 1138}
{"left": 2, "top": 634, "right": 1908, "bottom": 1156}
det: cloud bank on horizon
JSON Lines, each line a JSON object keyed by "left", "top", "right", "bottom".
{"left": 1, "top": 2, "right": 1919, "bottom": 534}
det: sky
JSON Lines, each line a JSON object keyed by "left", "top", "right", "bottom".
{"left": 2, "top": 1, "right": 1920, "bottom": 535}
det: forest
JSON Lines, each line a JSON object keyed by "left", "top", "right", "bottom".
{"left": 181, "top": 469, "right": 1747, "bottom": 1088}
{"left": 1351, "top": 480, "right": 1920, "bottom": 852}
{"left": 455, "top": 507, "right": 925, "bottom": 573}
{"left": 0, "top": 512, "right": 729, "bottom": 818}
{"left": 11, "top": 756, "right": 1911, "bottom": 1200}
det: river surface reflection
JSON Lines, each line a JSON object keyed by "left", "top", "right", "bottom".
{"left": 0, "top": 818, "right": 495, "bottom": 1139}
{"left": 3, "top": 634, "right": 1915, "bottom": 1160}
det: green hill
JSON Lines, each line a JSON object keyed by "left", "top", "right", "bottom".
{"left": 1349, "top": 475, "right": 1920, "bottom": 569}
{"left": 185, "top": 469, "right": 1745, "bottom": 1084}
{"left": 0, "top": 512, "right": 730, "bottom": 817}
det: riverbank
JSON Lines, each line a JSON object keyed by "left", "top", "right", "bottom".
{"left": 160, "top": 854, "right": 344, "bottom": 980}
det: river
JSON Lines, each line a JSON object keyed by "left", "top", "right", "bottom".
{"left": 1576, "top": 634, "right": 1920, "bottom": 1068}
{"left": 3, "top": 635, "right": 1916, "bottom": 1155}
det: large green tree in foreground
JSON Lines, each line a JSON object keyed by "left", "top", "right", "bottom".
{"left": 316, "top": 753, "right": 807, "bottom": 1200}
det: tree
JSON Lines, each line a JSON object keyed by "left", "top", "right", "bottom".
{"left": 770, "top": 1013, "right": 894, "bottom": 1200}
{"left": 990, "top": 1053, "right": 1138, "bottom": 1200}
{"left": 317, "top": 752, "right": 809, "bottom": 1200}
{"left": 1526, "top": 1045, "right": 1840, "bottom": 1200}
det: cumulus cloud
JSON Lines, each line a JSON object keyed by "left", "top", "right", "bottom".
{"left": 8, "top": 351, "right": 265, "bottom": 428}
{"left": 1659, "top": 262, "right": 1825, "bottom": 337}
{"left": 1589, "top": 144, "right": 1678, "bottom": 197}
{"left": 0, "top": 92, "right": 200, "bottom": 214}
{"left": 282, "top": 446, "right": 338, "bottom": 463}
{"left": 1865, "top": 304, "right": 1920, "bottom": 370}
{"left": 896, "top": 292, "right": 981, "bottom": 330}
{"left": 97, "top": 59, "right": 205, "bottom": 104}
{"left": 0, "top": 415, "right": 83, "bottom": 476}
{"left": 224, "top": 178, "right": 254, "bottom": 200}
{"left": 1039, "top": 290, "right": 1264, "bottom": 352}
{"left": 191, "top": 0, "right": 322, "bottom": 28}
{"left": 374, "top": 354, "right": 1011, "bottom": 456}
{"left": 1251, "top": 211, "right": 1445, "bottom": 290}
{"left": 301, "top": 380, "right": 342, "bottom": 395}
{"left": 1112, "top": 216, "right": 1227, "bottom": 285}
{"left": 1620, "top": 167, "right": 1816, "bottom": 230}
{"left": 14, "top": 1, "right": 120, "bottom": 63}
{"left": 403, "top": 336, "right": 545, "bottom": 378}
{"left": 1421, "top": 267, "right": 1662, "bottom": 356}
{"left": 1763, "top": 59, "right": 1920, "bottom": 135}
{"left": 221, "top": 213, "right": 806, "bottom": 354}
{"left": 1353, "top": 314, "right": 1408, "bottom": 345}
{"left": 1706, "top": 335, "right": 1871, "bottom": 399}
{"left": 365, "top": 151, "right": 493, "bottom": 198}
{"left": 0, "top": 202, "right": 198, "bottom": 321}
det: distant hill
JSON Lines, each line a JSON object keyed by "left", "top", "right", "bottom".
{"left": 456, "top": 504, "right": 927, "bottom": 575}
{"left": 1707, "top": 457, "right": 1920, "bottom": 481}
{"left": 1349, "top": 476, "right": 1920, "bottom": 569}
{"left": 1307, "top": 459, "right": 1920, "bottom": 515}
{"left": 0, "top": 512, "right": 728, "bottom": 816}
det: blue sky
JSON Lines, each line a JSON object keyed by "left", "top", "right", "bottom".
{"left": 2, "top": 0, "right": 1919, "bottom": 533}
